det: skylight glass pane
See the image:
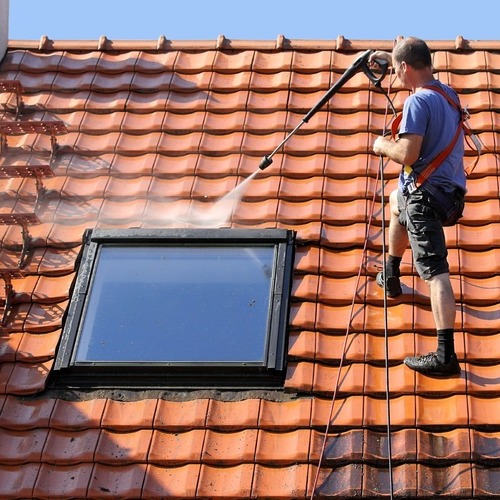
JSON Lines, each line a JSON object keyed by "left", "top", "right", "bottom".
{"left": 74, "top": 245, "right": 275, "bottom": 363}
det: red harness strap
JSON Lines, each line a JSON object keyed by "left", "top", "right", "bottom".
{"left": 390, "top": 85, "right": 477, "bottom": 188}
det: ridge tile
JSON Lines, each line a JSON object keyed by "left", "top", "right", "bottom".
{"left": 1, "top": 41, "right": 500, "bottom": 497}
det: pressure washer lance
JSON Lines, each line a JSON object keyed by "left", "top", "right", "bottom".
{"left": 258, "top": 49, "right": 390, "bottom": 170}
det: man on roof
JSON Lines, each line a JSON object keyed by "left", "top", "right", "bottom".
{"left": 370, "top": 37, "right": 466, "bottom": 377}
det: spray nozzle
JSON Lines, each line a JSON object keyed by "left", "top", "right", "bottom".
{"left": 259, "top": 155, "right": 273, "bottom": 170}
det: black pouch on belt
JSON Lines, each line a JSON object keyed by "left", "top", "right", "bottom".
{"left": 423, "top": 186, "right": 465, "bottom": 226}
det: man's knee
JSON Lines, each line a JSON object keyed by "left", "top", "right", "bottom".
{"left": 389, "top": 189, "right": 401, "bottom": 217}
{"left": 424, "top": 271, "right": 451, "bottom": 286}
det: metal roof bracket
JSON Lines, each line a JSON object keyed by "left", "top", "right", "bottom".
{"left": 0, "top": 268, "right": 24, "bottom": 328}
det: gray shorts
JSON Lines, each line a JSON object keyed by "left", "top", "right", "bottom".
{"left": 397, "top": 190, "right": 449, "bottom": 280}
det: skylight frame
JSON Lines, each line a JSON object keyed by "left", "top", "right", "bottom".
{"left": 53, "top": 228, "right": 295, "bottom": 389}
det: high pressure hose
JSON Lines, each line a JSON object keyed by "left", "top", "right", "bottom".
{"left": 307, "top": 55, "right": 397, "bottom": 499}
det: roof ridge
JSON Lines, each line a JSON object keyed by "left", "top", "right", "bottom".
{"left": 7, "top": 35, "right": 500, "bottom": 52}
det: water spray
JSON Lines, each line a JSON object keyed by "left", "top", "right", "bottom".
{"left": 258, "top": 49, "right": 389, "bottom": 170}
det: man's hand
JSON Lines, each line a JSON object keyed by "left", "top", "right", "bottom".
{"left": 369, "top": 50, "right": 392, "bottom": 69}
{"left": 373, "top": 135, "right": 391, "bottom": 156}
{"left": 373, "top": 133, "right": 423, "bottom": 165}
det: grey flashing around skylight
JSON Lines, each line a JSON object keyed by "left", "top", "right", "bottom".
{"left": 52, "top": 228, "right": 295, "bottom": 389}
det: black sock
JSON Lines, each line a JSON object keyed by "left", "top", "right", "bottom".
{"left": 437, "top": 329, "right": 455, "bottom": 363}
{"left": 386, "top": 255, "right": 402, "bottom": 278}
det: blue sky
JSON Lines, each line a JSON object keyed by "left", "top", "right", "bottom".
{"left": 7, "top": 0, "right": 500, "bottom": 41}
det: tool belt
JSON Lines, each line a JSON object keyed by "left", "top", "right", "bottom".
{"left": 404, "top": 182, "right": 465, "bottom": 226}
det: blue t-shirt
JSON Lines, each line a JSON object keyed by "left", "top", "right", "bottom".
{"left": 398, "top": 80, "right": 466, "bottom": 194}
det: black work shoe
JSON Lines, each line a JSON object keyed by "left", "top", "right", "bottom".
{"left": 404, "top": 352, "right": 461, "bottom": 376}
{"left": 376, "top": 271, "right": 402, "bottom": 298}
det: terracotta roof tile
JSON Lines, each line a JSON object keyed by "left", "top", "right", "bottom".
{"left": 153, "top": 153, "right": 198, "bottom": 177}
{"left": 149, "top": 429, "right": 205, "bottom": 465}
{"left": 465, "top": 332, "right": 500, "bottom": 362}
{"left": 0, "top": 464, "right": 40, "bottom": 499}
{"left": 467, "top": 364, "right": 500, "bottom": 394}
{"left": 154, "top": 399, "right": 209, "bottom": 430}
{"left": 206, "top": 399, "right": 260, "bottom": 430}
{"left": 469, "top": 396, "right": 500, "bottom": 426}
{"left": 311, "top": 395, "right": 364, "bottom": 428}
{"left": 94, "top": 429, "right": 152, "bottom": 463}
{"left": 252, "top": 51, "right": 293, "bottom": 73}
{"left": 170, "top": 72, "right": 212, "bottom": 91}
{"left": 88, "top": 463, "right": 145, "bottom": 498}
{"left": 201, "top": 429, "right": 257, "bottom": 464}
{"left": 157, "top": 131, "right": 201, "bottom": 153}
{"left": 315, "top": 332, "right": 365, "bottom": 363}
{"left": 49, "top": 398, "right": 106, "bottom": 430}
{"left": 419, "top": 463, "right": 473, "bottom": 497}
{"left": 213, "top": 51, "right": 254, "bottom": 73}
{"left": 291, "top": 71, "right": 332, "bottom": 92}
{"left": 210, "top": 71, "right": 251, "bottom": 91}
{"left": 142, "top": 464, "right": 200, "bottom": 497}
{"left": 130, "top": 72, "right": 173, "bottom": 92}
{"left": 312, "top": 428, "right": 364, "bottom": 463}
{"left": 364, "top": 428, "right": 417, "bottom": 462}
{"left": 0, "top": 428, "right": 47, "bottom": 463}
{"left": 0, "top": 395, "right": 55, "bottom": 429}
{"left": 85, "top": 90, "right": 129, "bottom": 112}
{"left": 250, "top": 71, "right": 291, "bottom": 91}
{"left": 95, "top": 51, "right": 140, "bottom": 74}
{"left": 132, "top": 51, "right": 177, "bottom": 73}
{"left": 314, "top": 462, "right": 362, "bottom": 496}
{"left": 197, "top": 463, "right": 254, "bottom": 497}
{"left": 16, "top": 330, "right": 60, "bottom": 361}
{"left": 471, "top": 429, "right": 500, "bottom": 461}
{"left": 364, "top": 395, "right": 416, "bottom": 427}
{"left": 6, "top": 360, "right": 53, "bottom": 394}
{"left": 285, "top": 361, "right": 314, "bottom": 392}
{"left": 32, "top": 463, "right": 93, "bottom": 498}
{"left": 258, "top": 398, "right": 312, "bottom": 430}
{"left": 0, "top": 333, "right": 21, "bottom": 362}
{"left": 473, "top": 465, "right": 500, "bottom": 497}
{"left": 101, "top": 398, "right": 157, "bottom": 430}
{"left": 252, "top": 464, "right": 310, "bottom": 497}
{"left": 41, "top": 428, "right": 100, "bottom": 463}
{"left": 364, "top": 364, "right": 416, "bottom": 395}
{"left": 0, "top": 362, "right": 15, "bottom": 394}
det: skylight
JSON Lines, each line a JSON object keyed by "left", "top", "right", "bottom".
{"left": 53, "top": 228, "right": 295, "bottom": 388}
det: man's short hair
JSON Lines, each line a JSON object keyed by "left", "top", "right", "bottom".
{"left": 393, "top": 37, "right": 432, "bottom": 70}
